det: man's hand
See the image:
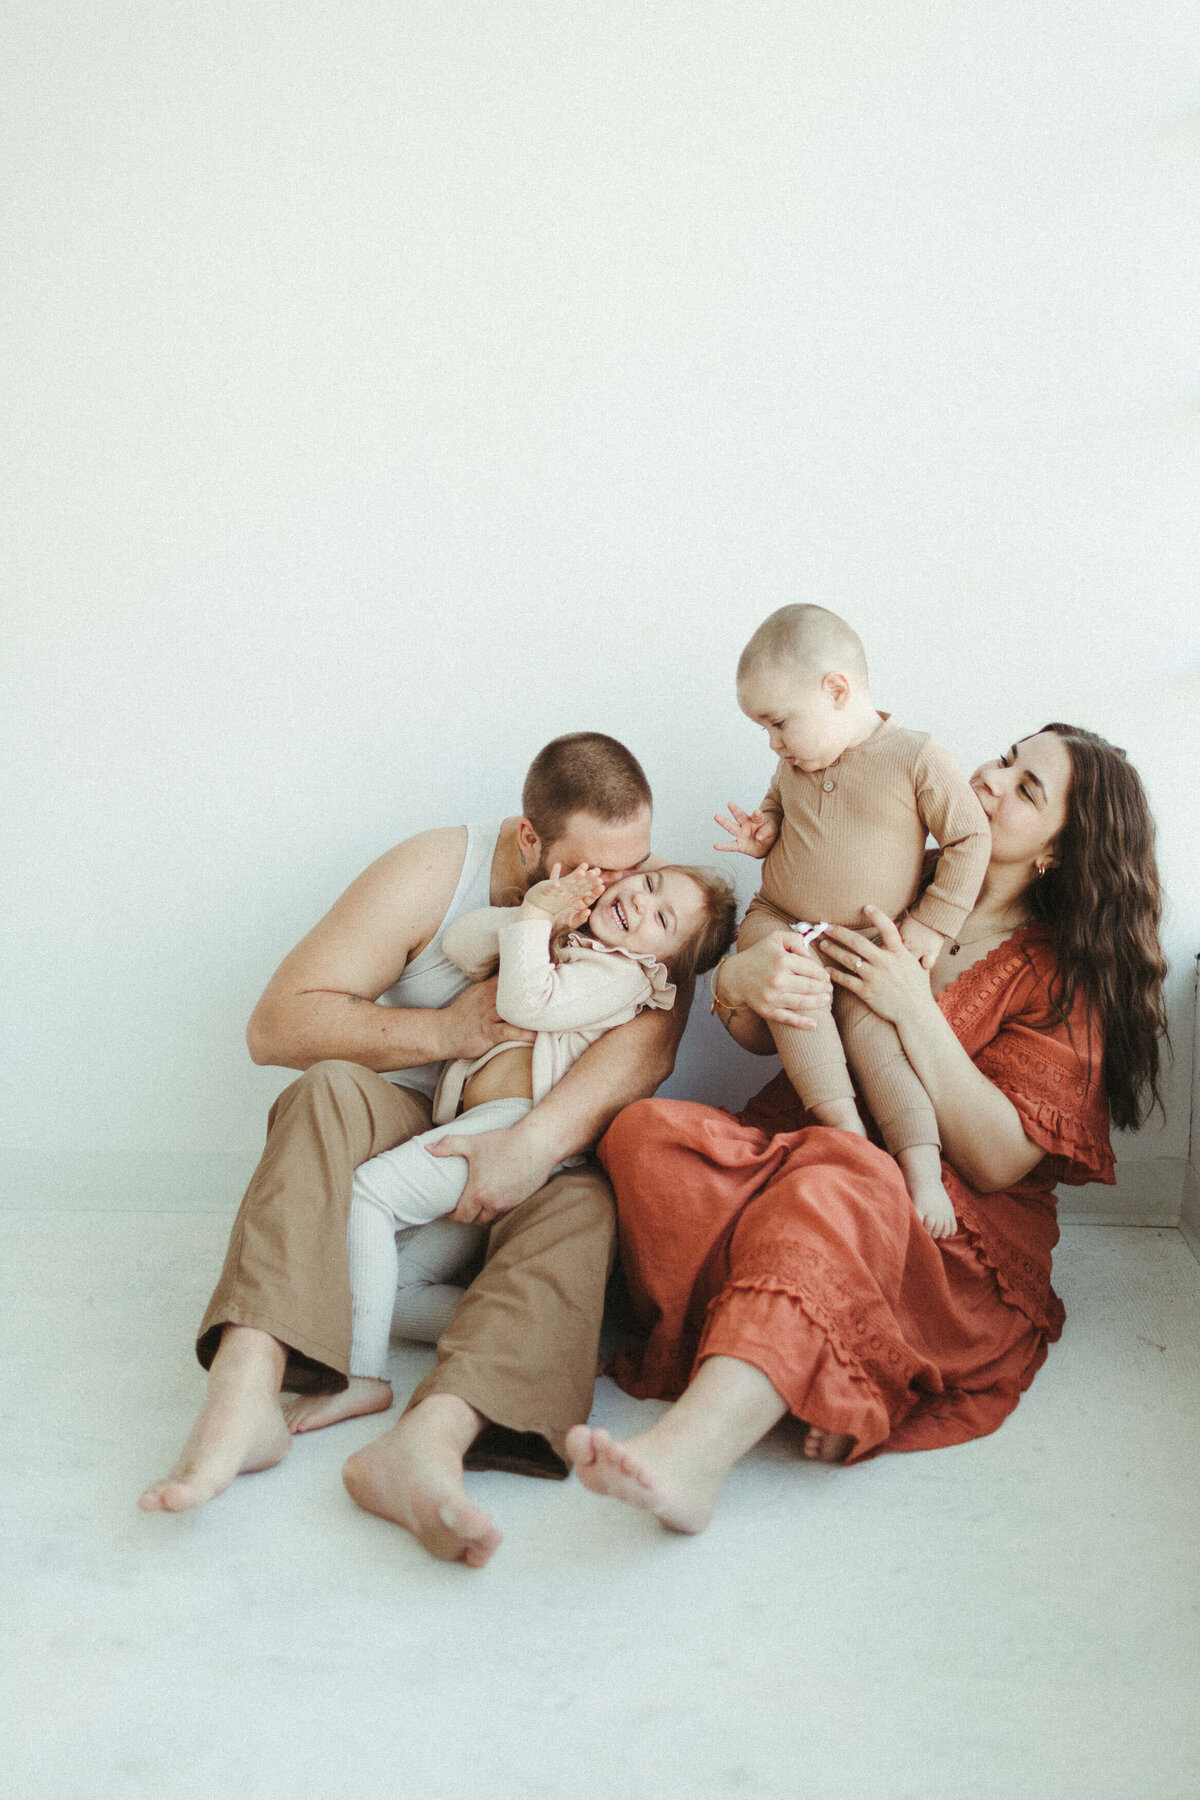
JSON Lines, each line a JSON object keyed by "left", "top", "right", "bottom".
{"left": 897, "top": 914, "right": 946, "bottom": 970}
{"left": 435, "top": 977, "right": 536, "bottom": 1062}
{"left": 429, "top": 1120, "right": 558, "bottom": 1226}
{"left": 713, "top": 803, "right": 779, "bottom": 859}
{"left": 519, "top": 863, "right": 606, "bottom": 931}
{"left": 720, "top": 928, "right": 832, "bottom": 1028}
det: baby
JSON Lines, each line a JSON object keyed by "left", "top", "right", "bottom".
{"left": 714, "top": 603, "right": 990, "bottom": 1236}
{"left": 286, "top": 858, "right": 736, "bottom": 1432}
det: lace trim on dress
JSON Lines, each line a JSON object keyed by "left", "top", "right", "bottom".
{"left": 709, "top": 1244, "right": 938, "bottom": 1414}
{"left": 941, "top": 1173, "right": 1058, "bottom": 1327}
{"left": 972, "top": 1039, "right": 1114, "bottom": 1185}
{"left": 1001, "top": 1091, "right": 1115, "bottom": 1185}
{"left": 936, "top": 927, "right": 1046, "bottom": 1036}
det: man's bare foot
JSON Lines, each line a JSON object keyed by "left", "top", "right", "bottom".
{"left": 138, "top": 1326, "right": 291, "bottom": 1513}
{"left": 341, "top": 1395, "right": 502, "bottom": 1568}
{"left": 565, "top": 1424, "right": 722, "bottom": 1534}
{"left": 283, "top": 1376, "right": 394, "bottom": 1435}
{"left": 802, "top": 1425, "right": 853, "bottom": 1463}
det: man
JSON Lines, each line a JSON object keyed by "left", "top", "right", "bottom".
{"left": 139, "top": 733, "right": 684, "bottom": 1568}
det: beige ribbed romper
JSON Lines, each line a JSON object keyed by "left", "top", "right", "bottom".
{"left": 740, "top": 716, "right": 990, "bottom": 1152}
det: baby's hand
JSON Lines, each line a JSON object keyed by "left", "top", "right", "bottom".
{"left": 520, "top": 863, "right": 606, "bottom": 930}
{"left": 713, "top": 803, "right": 779, "bottom": 859}
{"left": 897, "top": 915, "right": 945, "bottom": 970}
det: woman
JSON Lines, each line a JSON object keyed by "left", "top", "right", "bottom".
{"left": 566, "top": 725, "right": 1168, "bottom": 1532}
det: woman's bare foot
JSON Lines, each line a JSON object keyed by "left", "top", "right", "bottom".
{"left": 802, "top": 1425, "right": 853, "bottom": 1463}
{"left": 341, "top": 1395, "right": 502, "bottom": 1568}
{"left": 565, "top": 1424, "right": 723, "bottom": 1535}
{"left": 138, "top": 1326, "right": 291, "bottom": 1513}
{"left": 283, "top": 1376, "right": 393, "bottom": 1435}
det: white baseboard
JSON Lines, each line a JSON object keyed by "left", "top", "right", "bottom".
{"left": 0, "top": 1146, "right": 1189, "bottom": 1229}
{"left": 1180, "top": 1160, "right": 1200, "bottom": 1264}
{"left": 1056, "top": 1155, "right": 1184, "bottom": 1227}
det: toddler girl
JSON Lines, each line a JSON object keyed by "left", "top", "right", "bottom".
{"left": 286, "top": 859, "right": 736, "bottom": 1431}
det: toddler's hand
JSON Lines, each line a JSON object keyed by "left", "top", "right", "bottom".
{"left": 520, "top": 863, "right": 606, "bottom": 930}
{"left": 713, "top": 803, "right": 779, "bottom": 859}
{"left": 898, "top": 915, "right": 945, "bottom": 970}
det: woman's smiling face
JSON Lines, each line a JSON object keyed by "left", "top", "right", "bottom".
{"left": 970, "top": 731, "right": 1073, "bottom": 873}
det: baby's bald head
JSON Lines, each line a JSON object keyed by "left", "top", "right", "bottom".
{"left": 736, "top": 604, "right": 869, "bottom": 694}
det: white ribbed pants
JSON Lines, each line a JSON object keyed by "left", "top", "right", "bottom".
{"left": 347, "top": 1096, "right": 533, "bottom": 1378}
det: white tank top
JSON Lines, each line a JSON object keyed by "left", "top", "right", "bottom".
{"left": 378, "top": 822, "right": 502, "bottom": 1100}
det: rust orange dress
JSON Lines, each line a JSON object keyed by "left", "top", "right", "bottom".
{"left": 597, "top": 927, "right": 1115, "bottom": 1459}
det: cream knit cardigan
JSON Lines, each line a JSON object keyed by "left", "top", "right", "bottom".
{"left": 431, "top": 906, "right": 676, "bottom": 1127}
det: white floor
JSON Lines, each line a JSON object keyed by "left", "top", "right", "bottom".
{"left": 3, "top": 1211, "right": 1199, "bottom": 1800}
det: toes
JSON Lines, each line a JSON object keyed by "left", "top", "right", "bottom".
{"left": 564, "top": 1425, "right": 596, "bottom": 1470}
{"left": 608, "top": 1444, "right": 653, "bottom": 1491}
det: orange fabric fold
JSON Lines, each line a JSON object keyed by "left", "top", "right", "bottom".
{"left": 599, "top": 928, "right": 1112, "bottom": 1460}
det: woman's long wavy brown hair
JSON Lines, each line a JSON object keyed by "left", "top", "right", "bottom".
{"left": 1027, "top": 723, "right": 1168, "bottom": 1131}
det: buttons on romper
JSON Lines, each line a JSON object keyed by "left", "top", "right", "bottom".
{"left": 822, "top": 779, "right": 835, "bottom": 792}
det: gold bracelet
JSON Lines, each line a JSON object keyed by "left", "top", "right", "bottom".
{"left": 709, "top": 958, "right": 739, "bottom": 1021}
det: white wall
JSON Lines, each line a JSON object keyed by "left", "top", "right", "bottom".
{"left": 5, "top": 2, "right": 1198, "bottom": 1214}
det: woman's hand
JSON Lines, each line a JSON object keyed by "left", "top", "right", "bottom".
{"left": 821, "top": 907, "right": 936, "bottom": 1027}
{"left": 519, "top": 862, "right": 606, "bottom": 931}
{"left": 720, "top": 928, "right": 833, "bottom": 1029}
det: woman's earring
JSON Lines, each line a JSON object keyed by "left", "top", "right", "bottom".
{"left": 1035, "top": 861, "right": 1048, "bottom": 878}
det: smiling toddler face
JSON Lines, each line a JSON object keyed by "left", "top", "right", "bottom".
{"left": 586, "top": 869, "right": 708, "bottom": 965}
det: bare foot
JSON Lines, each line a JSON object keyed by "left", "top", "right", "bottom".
{"left": 341, "top": 1395, "right": 502, "bottom": 1568}
{"left": 283, "top": 1377, "right": 393, "bottom": 1435}
{"left": 802, "top": 1425, "right": 853, "bottom": 1464}
{"left": 565, "top": 1424, "right": 721, "bottom": 1534}
{"left": 898, "top": 1146, "right": 957, "bottom": 1240}
{"left": 138, "top": 1326, "right": 291, "bottom": 1512}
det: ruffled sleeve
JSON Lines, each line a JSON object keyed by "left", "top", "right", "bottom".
{"left": 971, "top": 984, "right": 1115, "bottom": 1189}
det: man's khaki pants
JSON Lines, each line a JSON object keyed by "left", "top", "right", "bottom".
{"left": 197, "top": 1061, "right": 616, "bottom": 1476}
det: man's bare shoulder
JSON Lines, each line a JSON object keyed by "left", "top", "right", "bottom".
{"left": 265, "top": 825, "right": 469, "bottom": 1004}
{"left": 332, "top": 825, "right": 469, "bottom": 952}
{"left": 366, "top": 825, "right": 469, "bottom": 893}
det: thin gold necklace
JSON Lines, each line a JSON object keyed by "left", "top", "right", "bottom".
{"left": 947, "top": 912, "right": 1030, "bottom": 956}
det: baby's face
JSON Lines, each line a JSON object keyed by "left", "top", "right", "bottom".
{"left": 586, "top": 869, "right": 706, "bottom": 965}
{"left": 737, "top": 665, "right": 853, "bottom": 772}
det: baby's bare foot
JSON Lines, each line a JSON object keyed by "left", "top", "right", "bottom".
{"left": 898, "top": 1146, "right": 956, "bottom": 1239}
{"left": 802, "top": 1425, "right": 854, "bottom": 1463}
{"left": 138, "top": 1328, "right": 291, "bottom": 1513}
{"left": 284, "top": 1377, "right": 393, "bottom": 1435}
{"left": 566, "top": 1424, "right": 721, "bottom": 1534}
{"left": 914, "top": 1195, "right": 957, "bottom": 1239}
{"left": 342, "top": 1396, "right": 501, "bottom": 1568}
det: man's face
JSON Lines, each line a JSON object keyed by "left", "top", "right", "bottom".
{"left": 536, "top": 807, "right": 654, "bottom": 886}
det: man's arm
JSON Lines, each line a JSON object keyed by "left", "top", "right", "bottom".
{"left": 434, "top": 982, "right": 693, "bottom": 1224}
{"left": 245, "top": 828, "right": 533, "bottom": 1072}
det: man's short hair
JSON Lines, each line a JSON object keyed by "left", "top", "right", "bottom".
{"left": 522, "top": 732, "right": 653, "bottom": 846}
